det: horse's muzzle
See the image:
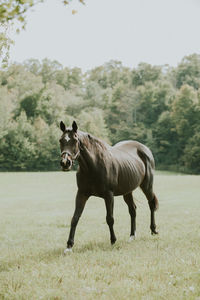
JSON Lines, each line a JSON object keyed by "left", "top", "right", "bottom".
{"left": 60, "top": 156, "right": 72, "bottom": 171}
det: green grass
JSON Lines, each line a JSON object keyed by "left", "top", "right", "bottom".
{"left": 0, "top": 171, "right": 200, "bottom": 300}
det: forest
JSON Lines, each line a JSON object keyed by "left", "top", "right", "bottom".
{"left": 0, "top": 53, "right": 200, "bottom": 173}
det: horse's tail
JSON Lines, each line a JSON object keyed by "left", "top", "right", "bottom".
{"left": 137, "top": 144, "right": 159, "bottom": 211}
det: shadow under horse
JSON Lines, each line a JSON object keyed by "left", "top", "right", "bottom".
{"left": 59, "top": 121, "right": 159, "bottom": 253}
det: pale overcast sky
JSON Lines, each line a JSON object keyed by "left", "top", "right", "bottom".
{"left": 9, "top": 0, "right": 200, "bottom": 71}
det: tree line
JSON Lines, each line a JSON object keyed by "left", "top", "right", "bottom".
{"left": 0, "top": 54, "right": 200, "bottom": 173}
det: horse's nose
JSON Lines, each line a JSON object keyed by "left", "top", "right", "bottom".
{"left": 60, "top": 158, "right": 71, "bottom": 167}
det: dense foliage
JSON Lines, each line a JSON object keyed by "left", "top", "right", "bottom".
{"left": 1, "top": 54, "right": 200, "bottom": 173}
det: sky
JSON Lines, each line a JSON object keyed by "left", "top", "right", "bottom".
{"left": 9, "top": 0, "right": 200, "bottom": 71}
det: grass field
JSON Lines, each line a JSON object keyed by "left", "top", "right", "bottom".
{"left": 0, "top": 171, "right": 199, "bottom": 300}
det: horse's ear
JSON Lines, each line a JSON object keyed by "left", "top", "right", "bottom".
{"left": 72, "top": 121, "right": 78, "bottom": 133}
{"left": 60, "top": 121, "right": 66, "bottom": 132}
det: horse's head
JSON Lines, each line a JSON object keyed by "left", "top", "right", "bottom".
{"left": 59, "top": 120, "right": 80, "bottom": 171}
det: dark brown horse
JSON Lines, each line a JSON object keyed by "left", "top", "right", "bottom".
{"left": 59, "top": 121, "right": 159, "bottom": 253}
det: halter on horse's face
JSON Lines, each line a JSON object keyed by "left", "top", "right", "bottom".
{"left": 59, "top": 121, "right": 80, "bottom": 171}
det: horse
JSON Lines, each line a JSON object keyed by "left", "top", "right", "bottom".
{"left": 59, "top": 121, "right": 159, "bottom": 253}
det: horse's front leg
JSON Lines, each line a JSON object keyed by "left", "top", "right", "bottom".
{"left": 104, "top": 192, "right": 116, "bottom": 245}
{"left": 65, "top": 190, "right": 88, "bottom": 253}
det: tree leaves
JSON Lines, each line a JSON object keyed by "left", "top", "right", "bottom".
{"left": 0, "top": 57, "right": 200, "bottom": 173}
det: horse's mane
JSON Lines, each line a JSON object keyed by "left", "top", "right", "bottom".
{"left": 78, "top": 131, "right": 110, "bottom": 153}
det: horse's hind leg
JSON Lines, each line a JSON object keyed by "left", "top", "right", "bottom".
{"left": 104, "top": 192, "right": 116, "bottom": 245}
{"left": 123, "top": 193, "right": 136, "bottom": 240}
{"left": 148, "top": 193, "right": 159, "bottom": 235}
{"left": 140, "top": 175, "right": 159, "bottom": 235}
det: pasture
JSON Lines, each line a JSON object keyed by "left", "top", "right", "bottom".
{"left": 0, "top": 171, "right": 199, "bottom": 299}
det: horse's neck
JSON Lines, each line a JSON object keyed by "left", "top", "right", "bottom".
{"left": 78, "top": 134, "right": 107, "bottom": 172}
{"left": 78, "top": 147, "right": 94, "bottom": 172}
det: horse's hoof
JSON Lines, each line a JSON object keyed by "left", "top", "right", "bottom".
{"left": 129, "top": 234, "right": 136, "bottom": 242}
{"left": 64, "top": 247, "right": 72, "bottom": 255}
{"left": 151, "top": 231, "right": 159, "bottom": 235}
{"left": 111, "top": 238, "right": 117, "bottom": 245}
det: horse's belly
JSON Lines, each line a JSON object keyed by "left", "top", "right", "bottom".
{"left": 113, "top": 158, "right": 145, "bottom": 196}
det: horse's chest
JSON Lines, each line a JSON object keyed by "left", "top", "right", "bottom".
{"left": 76, "top": 171, "right": 109, "bottom": 197}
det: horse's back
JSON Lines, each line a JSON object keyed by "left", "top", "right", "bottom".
{"left": 113, "top": 140, "right": 155, "bottom": 168}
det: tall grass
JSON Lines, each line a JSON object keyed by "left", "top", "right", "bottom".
{"left": 0, "top": 172, "right": 199, "bottom": 299}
